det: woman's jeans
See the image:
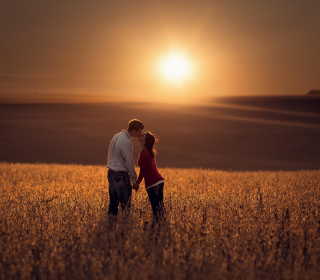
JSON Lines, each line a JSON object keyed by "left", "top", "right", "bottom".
{"left": 146, "top": 182, "right": 165, "bottom": 223}
{"left": 107, "top": 169, "right": 132, "bottom": 216}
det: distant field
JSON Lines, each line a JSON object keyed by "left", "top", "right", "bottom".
{"left": 1, "top": 162, "right": 320, "bottom": 279}
{"left": 0, "top": 95, "right": 320, "bottom": 170}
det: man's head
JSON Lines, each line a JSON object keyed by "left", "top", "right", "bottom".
{"left": 127, "top": 119, "right": 144, "bottom": 138}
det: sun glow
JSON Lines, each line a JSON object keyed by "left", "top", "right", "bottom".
{"left": 157, "top": 51, "right": 193, "bottom": 83}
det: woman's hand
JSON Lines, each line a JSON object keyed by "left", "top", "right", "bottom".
{"left": 133, "top": 183, "right": 139, "bottom": 192}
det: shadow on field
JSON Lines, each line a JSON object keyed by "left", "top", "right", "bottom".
{"left": 87, "top": 208, "right": 170, "bottom": 278}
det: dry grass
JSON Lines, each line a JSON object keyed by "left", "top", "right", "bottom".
{"left": 1, "top": 162, "right": 320, "bottom": 280}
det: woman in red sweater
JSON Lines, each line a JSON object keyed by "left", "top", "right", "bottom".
{"left": 137, "top": 132, "right": 165, "bottom": 223}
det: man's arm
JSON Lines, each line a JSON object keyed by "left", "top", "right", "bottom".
{"left": 120, "top": 141, "right": 137, "bottom": 184}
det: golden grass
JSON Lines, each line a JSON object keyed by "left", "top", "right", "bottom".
{"left": 1, "top": 162, "right": 320, "bottom": 279}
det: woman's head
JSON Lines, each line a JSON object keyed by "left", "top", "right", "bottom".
{"left": 138, "top": 132, "right": 157, "bottom": 158}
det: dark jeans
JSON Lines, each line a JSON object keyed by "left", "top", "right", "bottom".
{"left": 146, "top": 182, "right": 165, "bottom": 222}
{"left": 107, "top": 169, "right": 133, "bottom": 216}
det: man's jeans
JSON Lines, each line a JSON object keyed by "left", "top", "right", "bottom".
{"left": 107, "top": 169, "right": 133, "bottom": 216}
{"left": 146, "top": 182, "right": 165, "bottom": 222}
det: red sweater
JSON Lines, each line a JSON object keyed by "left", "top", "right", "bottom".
{"left": 136, "top": 149, "right": 164, "bottom": 188}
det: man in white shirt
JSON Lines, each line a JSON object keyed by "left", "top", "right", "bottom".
{"left": 107, "top": 119, "right": 144, "bottom": 216}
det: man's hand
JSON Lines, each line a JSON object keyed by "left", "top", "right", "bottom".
{"left": 133, "top": 183, "right": 139, "bottom": 192}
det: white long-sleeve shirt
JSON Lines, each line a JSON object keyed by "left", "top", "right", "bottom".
{"left": 106, "top": 129, "right": 137, "bottom": 184}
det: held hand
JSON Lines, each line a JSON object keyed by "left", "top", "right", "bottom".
{"left": 133, "top": 183, "right": 139, "bottom": 192}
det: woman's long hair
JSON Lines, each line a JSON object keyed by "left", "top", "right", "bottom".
{"left": 145, "top": 132, "right": 157, "bottom": 158}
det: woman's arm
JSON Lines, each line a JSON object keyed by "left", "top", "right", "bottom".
{"left": 136, "top": 150, "right": 148, "bottom": 185}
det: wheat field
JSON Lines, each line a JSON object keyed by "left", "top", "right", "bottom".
{"left": 1, "top": 162, "right": 320, "bottom": 280}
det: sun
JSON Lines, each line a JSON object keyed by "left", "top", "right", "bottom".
{"left": 157, "top": 51, "right": 193, "bottom": 83}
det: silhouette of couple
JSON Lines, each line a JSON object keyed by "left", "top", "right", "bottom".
{"left": 106, "top": 119, "right": 164, "bottom": 225}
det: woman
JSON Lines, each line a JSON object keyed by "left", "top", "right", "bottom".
{"left": 136, "top": 132, "right": 165, "bottom": 223}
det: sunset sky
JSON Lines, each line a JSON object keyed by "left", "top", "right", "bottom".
{"left": 1, "top": 0, "right": 320, "bottom": 102}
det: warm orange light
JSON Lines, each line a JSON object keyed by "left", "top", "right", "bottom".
{"left": 157, "top": 51, "right": 193, "bottom": 84}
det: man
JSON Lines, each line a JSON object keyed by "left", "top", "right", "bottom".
{"left": 106, "top": 119, "right": 144, "bottom": 216}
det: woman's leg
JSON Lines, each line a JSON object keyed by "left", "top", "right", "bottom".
{"left": 158, "top": 182, "right": 165, "bottom": 215}
{"left": 147, "top": 185, "right": 160, "bottom": 221}
{"left": 147, "top": 183, "right": 165, "bottom": 223}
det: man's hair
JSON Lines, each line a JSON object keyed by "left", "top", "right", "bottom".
{"left": 127, "top": 119, "right": 144, "bottom": 132}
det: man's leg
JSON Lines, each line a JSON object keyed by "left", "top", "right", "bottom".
{"left": 107, "top": 171, "right": 119, "bottom": 216}
{"left": 113, "top": 173, "right": 132, "bottom": 211}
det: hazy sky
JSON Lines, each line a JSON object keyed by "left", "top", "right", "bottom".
{"left": 1, "top": 0, "right": 320, "bottom": 101}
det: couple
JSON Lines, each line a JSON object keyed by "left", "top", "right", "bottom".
{"left": 106, "top": 119, "right": 164, "bottom": 224}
